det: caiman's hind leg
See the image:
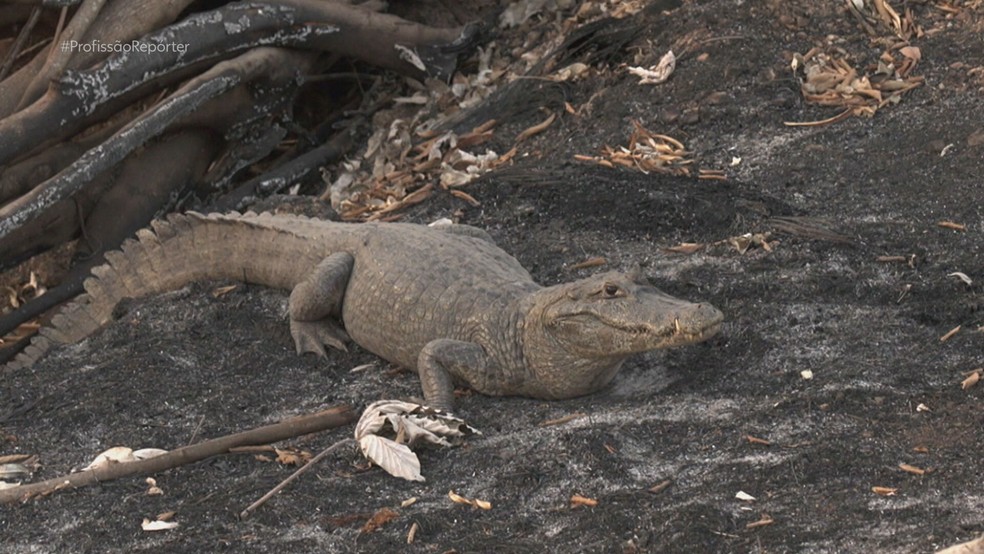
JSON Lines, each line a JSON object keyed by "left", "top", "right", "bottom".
{"left": 289, "top": 252, "right": 354, "bottom": 356}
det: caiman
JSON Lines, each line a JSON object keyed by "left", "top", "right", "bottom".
{"left": 6, "top": 212, "right": 723, "bottom": 410}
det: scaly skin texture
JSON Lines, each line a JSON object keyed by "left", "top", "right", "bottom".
{"left": 8, "top": 212, "right": 723, "bottom": 410}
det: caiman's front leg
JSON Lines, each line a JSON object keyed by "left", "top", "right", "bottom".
{"left": 289, "top": 252, "right": 354, "bottom": 356}
{"left": 418, "top": 339, "right": 491, "bottom": 412}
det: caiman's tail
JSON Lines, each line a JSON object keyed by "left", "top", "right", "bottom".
{"left": 5, "top": 211, "right": 323, "bottom": 370}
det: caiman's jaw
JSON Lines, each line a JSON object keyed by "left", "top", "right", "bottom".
{"left": 541, "top": 270, "right": 723, "bottom": 356}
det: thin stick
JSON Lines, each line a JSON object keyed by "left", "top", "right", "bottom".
{"left": 240, "top": 437, "right": 356, "bottom": 519}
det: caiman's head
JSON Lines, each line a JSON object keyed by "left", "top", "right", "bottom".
{"left": 540, "top": 269, "right": 723, "bottom": 357}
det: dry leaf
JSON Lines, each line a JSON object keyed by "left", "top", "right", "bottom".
{"left": 354, "top": 401, "right": 478, "bottom": 482}
{"left": 516, "top": 112, "right": 556, "bottom": 142}
{"left": 358, "top": 435, "right": 424, "bottom": 482}
{"left": 664, "top": 242, "right": 704, "bottom": 254}
{"left": 735, "top": 491, "right": 756, "bottom": 501}
{"left": 141, "top": 518, "right": 179, "bottom": 531}
{"left": 948, "top": 272, "right": 973, "bottom": 286}
{"left": 628, "top": 50, "right": 676, "bottom": 84}
{"left": 448, "top": 490, "right": 492, "bottom": 510}
{"left": 899, "top": 463, "right": 926, "bottom": 475}
{"left": 570, "top": 494, "right": 598, "bottom": 507}
{"left": 361, "top": 508, "right": 399, "bottom": 534}
{"left": 872, "top": 486, "right": 898, "bottom": 496}
{"left": 400, "top": 497, "right": 418, "bottom": 508}
{"left": 746, "top": 435, "right": 771, "bottom": 446}
{"left": 961, "top": 370, "right": 981, "bottom": 390}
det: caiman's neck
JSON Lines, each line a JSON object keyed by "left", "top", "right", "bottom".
{"left": 517, "top": 287, "right": 627, "bottom": 400}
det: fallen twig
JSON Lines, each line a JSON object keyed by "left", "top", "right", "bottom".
{"left": 240, "top": 437, "right": 356, "bottom": 519}
{"left": 0, "top": 405, "right": 355, "bottom": 505}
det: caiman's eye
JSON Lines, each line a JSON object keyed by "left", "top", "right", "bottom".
{"left": 603, "top": 283, "right": 620, "bottom": 297}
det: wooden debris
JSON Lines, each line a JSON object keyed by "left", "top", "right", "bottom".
{"left": 746, "top": 435, "right": 771, "bottom": 446}
{"left": 899, "top": 463, "right": 927, "bottom": 476}
{"left": 937, "top": 221, "right": 966, "bottom": 231}
{"left": 746, "top": 514, "right": 775, "bottom": 529}
{"left": 648, "top": 480, "right": 672, "bottom": 494}
{"left": 939, "top": 326, "right": 961, "bottom": 342}
{"left": 568, "top": 257, "right": 607, "bottom": 270}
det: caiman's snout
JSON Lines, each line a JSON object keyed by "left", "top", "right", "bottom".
{"left": 542, "top": 271, "right": 724, "bottom": 355}
{"left": 670, "top": 302, "right": 724, "bottom": 345}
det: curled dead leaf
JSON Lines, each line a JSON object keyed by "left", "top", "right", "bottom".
{"left": 961, "top": 370, "right": 981, "bottom": 390}
{"left": 361, "top": 507, "right": 399, "bottom": 534}
{"left": 570, "top": 494, "right": 598, "bottom": 508}
{"left": 872, "top": 486, "right": 898, "bottom": 496}
{"left": 516, "top": 112, "right": 557, "bottom": 143}
{"left": 448, "top": 490, "right": 492, "bottom": 510}
{"left": 899, "top": 463, "right": 926, "bottom": 476}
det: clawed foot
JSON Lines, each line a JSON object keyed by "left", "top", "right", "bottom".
{"left": 290, "top": 319, "right": 349, "bottom": 356}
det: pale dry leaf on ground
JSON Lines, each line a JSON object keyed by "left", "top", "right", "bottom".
{"left": 627, "top": 50, "right": 676, "bottom": 84}
{"left": 355, "top": 400, "right": 479, "bottom": 481}
{"left": 141, "top": 518, "right": 179, "bottom": 532}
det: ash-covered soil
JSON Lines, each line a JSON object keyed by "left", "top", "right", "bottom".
{"left": 2, "top": 1, "right": 983, "bottom": 553}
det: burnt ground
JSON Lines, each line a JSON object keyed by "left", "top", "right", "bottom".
{"left": 2, "top": 1, "right": 983, "bottom": 552}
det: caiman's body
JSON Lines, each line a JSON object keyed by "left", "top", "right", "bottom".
{"left": 9, "top": 212, "right": 723, "bottom": 409}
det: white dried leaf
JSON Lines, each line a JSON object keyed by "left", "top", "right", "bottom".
{"left": 735, "top": 491, "right": 756, "bottom": 501}
{"left": 394, "top": 44, "right": 426, "bottom": 72}
{"left": 800, "top": 370, "right": 814, "bottom": 380}
{"left": 141, "top": 518, "right": 179, "bottom": 532}
{"left": 428, "top": 218, "right": 455, "bottom": 227}
{"left": 916, "top": 403, "right": 931, "bottom": 412}
{"left": 628, "top": 50, "right": 676, "bottom": 85}
{"left": 948, "top": 272, "right": 973, "bottom": 285}
{"left": 133, "top": 448, "right": 168, "bottom": 460}
{"left": 359, "top": 435, "right": 424, "bottom": 482}
{"left": 83, "top": 447, "right": 135, "bottom": 470}
{"left": 440, "top": 168, "right": 476, "bottom": 188}
{"left": 354, "top": 400, "right": 479, "bottom": 481}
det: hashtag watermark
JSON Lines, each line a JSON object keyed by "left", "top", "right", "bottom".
{"left": 60, "top": 39, "right": 189, "bottom": 55}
